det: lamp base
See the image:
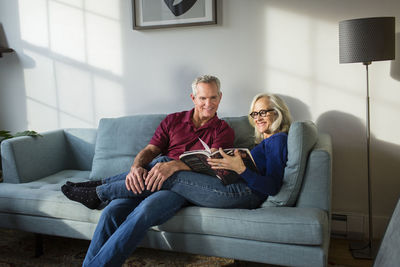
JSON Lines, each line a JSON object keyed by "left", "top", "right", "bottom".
{"left": 349, "top": 240, "right": 379, "bottom": 259}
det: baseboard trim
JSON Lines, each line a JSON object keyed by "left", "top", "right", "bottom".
{"left": 331, "top": 211, "right": 390, "bottom": 240}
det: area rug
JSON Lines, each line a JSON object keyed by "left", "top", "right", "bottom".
{"left": 0, "top": 228, "right": 272, "bottom": 266}
{"left": 0, "top": 228, "right": 347, "bottom": 267}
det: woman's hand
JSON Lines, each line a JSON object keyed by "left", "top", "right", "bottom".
{"left": 207, "top": 148, "right": 246, "bottom": 174}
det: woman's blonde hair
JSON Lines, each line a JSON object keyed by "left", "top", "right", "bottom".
{"left": 248, "top": 93, "right": 292, "bottom": 143}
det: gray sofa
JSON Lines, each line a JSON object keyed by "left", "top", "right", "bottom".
{"left": 0, "top": 114, "right": 332, "bottom": 267}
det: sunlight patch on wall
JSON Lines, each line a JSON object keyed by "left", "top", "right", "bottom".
{"left": 265, "top": 8, "right": 312, "bottom": 78}
{"left": 56, "top": 0, "right": 83, "bottom": 8}
{"left": 23, "top": 50, "right": 57, "bottom": 110}
{"left": 86, "top": 13, "right": 122, "bottom": 75}
{"left": 59, "top": 113, "right": 93, "bottom": 128}
{"left": 85, "top": 0, "right": 120, "bottom": 20}
{"left": 19, "top": 0, "right": 49, "bottom": 48}
{"left": 373, "top": 102, "right": 400, "bottom": 145}
{"left": 17, "top": 0, "right": 125, "bottom": 131}
{"left": 314, "top": 84, "right": 364, "bottom": 117}
{"left": 93, "top": 75, "right": 124, "bottom": 122}
{"left": 266, "top": 69, "right": 313, "bottom": 105}
{"left": 26, "top": 99, "right": 58, "bottom": 132}
{"left": 264, "top": 7, "right": 367, "bottom": 121}
{"left": 49, "top": 1, "right": 86, "bottom": 62}
{"left": 54, "top": 62, "right": 94, "bottom": 123}
{"left": 371, "top": 63, "right": 400, "bottom": 145}
{"left": 313, "top": 20, "right": 362, "bottom": 94}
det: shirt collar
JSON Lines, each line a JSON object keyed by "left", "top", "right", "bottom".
{"left": 184, "top": 108, "right": 219, "bottom": 129}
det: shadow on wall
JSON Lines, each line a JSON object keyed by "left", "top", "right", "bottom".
{"left": 390, "top": 32, "right": 400, "bottom": 81}
{"left": 0, "top": 24, "right": 10, "bottom": 48}
{"left": 370, "top": 137, "right": 400, "bottom": 217}
{"left": 316, "top": 110, "right": 400, "bottom": 228}
{"left": 277, "top": 94, "right": 312, "bottom": 122}
{"left": 316, "top": 111, "right": 367, "bottom": 213}
{"left": 0, "top": 22, "right": 29, "bottom": 131}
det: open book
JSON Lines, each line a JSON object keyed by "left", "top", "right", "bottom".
{"left": 179, "top": 138, "right": 259, "bottom": 185}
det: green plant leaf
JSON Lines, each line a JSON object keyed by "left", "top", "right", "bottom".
{"left": 14, "top": 130, "right": 42, "bottom": 138}
{"left": 0, "top": 130, "right": 13, "bottom": 140}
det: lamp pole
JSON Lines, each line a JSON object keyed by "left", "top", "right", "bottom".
{"left": 350, "top": 62, "right": 377, "bottom": 259}
{"left": 364, "top": 62, "right": 373, "bottom": 255}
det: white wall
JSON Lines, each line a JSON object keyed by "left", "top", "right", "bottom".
{"left": 1, "top": 0, "right": 399, "bottom": 238}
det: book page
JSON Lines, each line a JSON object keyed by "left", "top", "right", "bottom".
{"left": 198, "top": 137, "right": 211, "bottom": 154}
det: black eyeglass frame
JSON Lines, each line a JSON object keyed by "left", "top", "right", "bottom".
{"left": 249, "top": 109, "right": 275, "bottom": 119}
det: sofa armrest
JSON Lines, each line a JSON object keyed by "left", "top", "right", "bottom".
{"left": 1, "top": 130, "right": 71, "bottom": 183}
{"left": 296, "top": 133, "right": 332, "bottom": 213}
{"left": 64, "top": 128, "right": 97, "bottom": 171}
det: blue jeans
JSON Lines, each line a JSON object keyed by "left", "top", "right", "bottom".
{"left": 83, "top": 156, "right": 189, "bottom": 267}
{"left": 83, "top": 191, "right": 188, "bottom": 267}
{"left": 97, "top": 157, "right": 265, "bottom": 209}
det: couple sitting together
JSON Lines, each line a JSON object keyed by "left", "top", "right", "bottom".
{"left": 61, "top": 74, "right": 293, "bottom": 267}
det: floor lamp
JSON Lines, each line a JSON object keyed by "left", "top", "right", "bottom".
{"left": 339, "top": 17, "right": 395, "bottom": 259}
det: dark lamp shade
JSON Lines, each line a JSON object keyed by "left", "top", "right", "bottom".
{"left": 339, "top": 17, "right": 395, "bottom": 64}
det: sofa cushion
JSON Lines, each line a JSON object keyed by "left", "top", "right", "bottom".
{"left": 222, "top": 116, "right": 255, "bottom": 149}
{"left": 262, "top": 121, "right": 318, "bottom": 207}
{"left": 0, "top": 170, "right": 326, "bottom": 246}
{"left": 0, "top": 170, "right": 102, "bottom": 222}
{"left": 156, "top": 206, "right": 327, "bottom": 245}
{"left": 89, "top": 115, "right": 165, "bottom": 180}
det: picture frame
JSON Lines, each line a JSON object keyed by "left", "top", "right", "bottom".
{"left": 132, "top": 0, "right": 217, "bottom": 30}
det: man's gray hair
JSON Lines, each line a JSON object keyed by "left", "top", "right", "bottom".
{"left": 191, "top": 75, "right": 221, "bottom": 96}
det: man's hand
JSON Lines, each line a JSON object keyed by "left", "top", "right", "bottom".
{"left": 145, "top": 160, "right": 189, "bottom": 192}
{"left": 126, "top": 144, "right": 161, "bottom": 194}
{"left": 125, "top": 166, "right": 148, "bottom": 194}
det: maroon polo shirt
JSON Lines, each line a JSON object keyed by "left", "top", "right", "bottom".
{"left": 149, "top": 109, "right": 235, "bottom": 160}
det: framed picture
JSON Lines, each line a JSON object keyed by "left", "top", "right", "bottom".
{"left": 132, "top": 0, "right": 217, "bottom": 30}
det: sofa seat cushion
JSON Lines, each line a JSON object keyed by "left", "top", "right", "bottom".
{"left": 0, "top": 172, "right": 326, "bottom": 246}
{"left": 156, "top": 206, "right": 328, "bottom": 245}
{"left": 0, "top": 170, "right": 102, "bottom": 222}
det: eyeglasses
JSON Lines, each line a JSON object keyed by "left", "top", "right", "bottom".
{"left": 249, "top": 109, "right": 275, "bottom": 119}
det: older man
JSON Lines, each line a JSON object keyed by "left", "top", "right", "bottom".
{"left": 76, "top": 75, "right": 234, "bottom": 266}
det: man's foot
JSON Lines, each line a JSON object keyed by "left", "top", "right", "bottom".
{"left": 61, "top": 185, "right": 101, "bottom": 209}
{"left": 66, "top": 180, "right": 103, "bottom": 188}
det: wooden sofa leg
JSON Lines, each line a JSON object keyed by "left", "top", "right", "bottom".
{"left": 35, "top": 234, "right": 44, "bottom": 257}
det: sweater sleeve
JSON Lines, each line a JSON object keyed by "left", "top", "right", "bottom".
{"left": 240, "top": 134, "right": 288, "bottom": 196}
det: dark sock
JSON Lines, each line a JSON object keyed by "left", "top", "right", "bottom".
{"left": 61, "top": 185, "right": 101, "bottom": 209}
{"left": 66, "top": 180, "right": 103, "bottom": 188}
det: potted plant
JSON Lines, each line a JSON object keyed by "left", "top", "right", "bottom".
{"left": 0, "top": 130, "right": 42, "bottom": 182}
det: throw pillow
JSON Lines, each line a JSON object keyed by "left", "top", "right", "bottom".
{"left": 223, "top": 116, "right": 255, "bottom": 149}
{"left": 262, "top": 121, "right": 318, "bottom": 207}
{"left": 89, "top": 114, "right": 165, "bottom": 180}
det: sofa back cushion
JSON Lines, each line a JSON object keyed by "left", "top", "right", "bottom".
{"left": 89, "top": 114, "right": 255, "bottom": 180}
{"left": 262, "top": 121, "right": 318, "bottom": 207}
{"left": 222, "top": 116, "right": 255, "bottom": 149}
{"left": 89, "top": 114, "right": 165, "bottom": 180}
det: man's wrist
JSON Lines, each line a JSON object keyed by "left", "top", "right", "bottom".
{"left": 170, "top": 160, "right": 191, "bottom": 172}
{"left": 131, "top": 164, "right": 142, "bottom": 171}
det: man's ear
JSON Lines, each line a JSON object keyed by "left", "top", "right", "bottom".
{"left": 190, "top": 93, "right": 195, "bottom": 102}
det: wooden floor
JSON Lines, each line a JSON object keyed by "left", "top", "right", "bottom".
{"left": 328, "top": 238, "right": 374, "bottom": 267}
